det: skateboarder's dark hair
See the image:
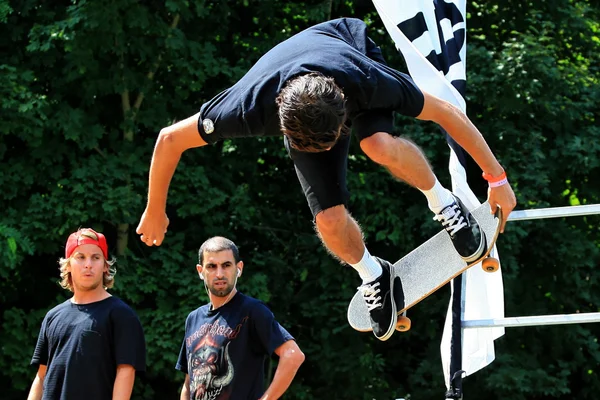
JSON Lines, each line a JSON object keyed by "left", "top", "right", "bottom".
{"left": 276, "top": 72, "right": 348, "bottom": 153}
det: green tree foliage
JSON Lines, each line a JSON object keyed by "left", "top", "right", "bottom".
{"left": 1, "top": 0, "right": 598, "bottom": 399}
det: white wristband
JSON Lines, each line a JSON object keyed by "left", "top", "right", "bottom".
{"left": 489, "top": 177, "right": 508, "bottom": 188}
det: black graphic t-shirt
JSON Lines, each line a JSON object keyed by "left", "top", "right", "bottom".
{"left": 176, "top": 292, "right": 294, "bottom": 400}
{"left": 31, "top": 296, "right": 146, "bottom": 400}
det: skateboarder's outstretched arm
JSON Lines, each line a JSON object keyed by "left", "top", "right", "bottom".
{"left": 137, "top": 113, "right": 207, "bottom": 246}
{"left": 416, "top": 91, "right": 516, "bottom": 232}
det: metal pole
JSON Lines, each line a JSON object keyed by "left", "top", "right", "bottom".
{"left": 508, "top": 204, "right": 600, "bottom": 221}
{"left": 463, "top": 312, "right": 600, "bottom": 328}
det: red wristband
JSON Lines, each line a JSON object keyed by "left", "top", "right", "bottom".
{"left": 482, "top": 171, "right": 508, "bottom": 188}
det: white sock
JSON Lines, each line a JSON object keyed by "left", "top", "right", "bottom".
{"left": 350, "top": 248, "right": 382, "bottom": 284}
{"left": 420, "top": 178, "right": 455, "bottom": 214}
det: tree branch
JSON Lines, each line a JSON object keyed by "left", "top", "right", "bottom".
{"left": 121, "top": 89, "right": 131, "bottom": 115}
{"left": 94, "top": 146, "right": 106, "bottom": 158}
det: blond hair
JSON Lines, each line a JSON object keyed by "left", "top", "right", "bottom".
{"left": 58, "top": 229, "right": 117, "bottom": 292}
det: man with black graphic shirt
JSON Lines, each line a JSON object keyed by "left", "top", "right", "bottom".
{"left": 28, "top": 228, "right": 146, "bottom": 400}
{"left": 176, "top": 236, "right": 304, "bottom": 400}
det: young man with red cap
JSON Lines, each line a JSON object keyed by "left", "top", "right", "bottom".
{"left": 27, "top": 228, "right": 146, "bottom": 400}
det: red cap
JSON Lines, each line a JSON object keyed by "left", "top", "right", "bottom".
{"left": 65, "top": 228, "right": 109, "bottom": 259}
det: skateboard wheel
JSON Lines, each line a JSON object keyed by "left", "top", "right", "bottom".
{"left": 482, "top": 257, "right": 499, "bottom": 273}
{"left": 396, "top": 316, "right": 411, "bottom": 332}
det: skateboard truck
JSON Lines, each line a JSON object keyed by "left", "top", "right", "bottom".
{"left": 444, "top": 370, "right": 465, "bottom": 399}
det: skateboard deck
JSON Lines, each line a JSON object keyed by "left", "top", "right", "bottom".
{"left": 347, "top": 201, "right": 501, "bottom": 332}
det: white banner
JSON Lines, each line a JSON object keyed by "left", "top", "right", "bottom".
{"left": 372, "top": 0, "right": 506, "bottom": 388}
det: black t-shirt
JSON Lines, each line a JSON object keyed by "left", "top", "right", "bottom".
{"left": 176, "top": 292, "right": 294, "bottom": 400}
{"left": 197, "top": 17, "right": 424, "bottom": 144}
{"left": 31, "top": 296, "right": 146, "bottom": 400}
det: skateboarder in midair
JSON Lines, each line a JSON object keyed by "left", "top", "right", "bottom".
{"left": 137, "top": 18, "right": 516, "bottom": 341}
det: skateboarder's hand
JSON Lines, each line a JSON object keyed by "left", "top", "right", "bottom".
{"left": 488, "top": 183, "right": 516, "bottom": 233}
{"left": 136, "top": 208, "right": 170, "bottom": 246}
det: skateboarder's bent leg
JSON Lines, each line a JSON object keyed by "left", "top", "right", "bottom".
{"left": 360, "top": 132, "right": 486, "bottom": 261}
{"left": 360, "top": 132, "right": 436, "bottom": 191}
{"left": 314, "top": 205, "right": 363, "bottom": 263}
{"left": 315, "top": 204, "right": 398, "bottom": 341}
{"left": 314, "top": 205, "right": 381, "bottom": 282}
{"left": 285, "top": 132, "right": 397, "bottom": 340}
{"left": 284, "top": 134, "right": 385, "bottom": 283}
{"left": 360, "top": 132, "right": 452, "bottom": 211}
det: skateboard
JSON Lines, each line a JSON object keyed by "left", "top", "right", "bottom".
{"left": 347, "top": 201, "right": 501, "bottom": 333}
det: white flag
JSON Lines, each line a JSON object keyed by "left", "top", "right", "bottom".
{"left": 372, "top": 0, "right": 506, "bottom": 389}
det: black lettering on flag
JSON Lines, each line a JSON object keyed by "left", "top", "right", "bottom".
{"left": 396, "top": 0, "right": 466, "bottom": 96}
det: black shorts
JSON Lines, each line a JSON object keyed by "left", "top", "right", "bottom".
{"left": 285, "top": 134, "right": 352, "bottom": 218}
{"left": 284, "top": 110, "right": 397, "bottom": 218}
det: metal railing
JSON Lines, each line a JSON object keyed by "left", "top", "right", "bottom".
{"left": 462, "top": 203, "right": 600, "bottom": 329}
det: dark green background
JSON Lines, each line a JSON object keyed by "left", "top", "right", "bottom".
{"left": 1, "top": 0, "right": 599, "bottom": 399}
